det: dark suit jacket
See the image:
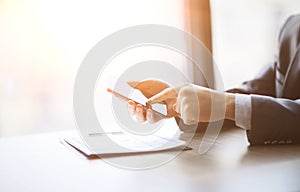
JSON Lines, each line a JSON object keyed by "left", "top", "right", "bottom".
{"left": 229, "top": 14, "right": 300, "bottom": 145}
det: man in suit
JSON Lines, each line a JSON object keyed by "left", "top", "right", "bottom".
{"left": 127, "top": 14, "right": 300, "bottom": 145}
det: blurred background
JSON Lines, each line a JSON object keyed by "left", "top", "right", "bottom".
{"left": 0, "top": 0, "right": 300, "bottom": 137}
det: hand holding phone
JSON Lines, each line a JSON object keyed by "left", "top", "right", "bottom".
{"left": 107, "top": 88, "right": 167, "bottom": 119}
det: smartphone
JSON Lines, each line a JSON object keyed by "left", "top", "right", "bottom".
{"left": 107, "top": 88, "right": 167, "bottom": 118}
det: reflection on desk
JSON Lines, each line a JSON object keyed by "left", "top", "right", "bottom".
{"left": 0, "top": 126, "right": 299, "bottom": 192}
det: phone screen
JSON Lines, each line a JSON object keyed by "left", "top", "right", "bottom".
{"left": 107, "top": 88, "right": 166, "bottom": 118}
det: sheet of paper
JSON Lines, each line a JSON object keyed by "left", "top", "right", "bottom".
{"left": 63, "top": 132, "right": 186, "bottom": 156}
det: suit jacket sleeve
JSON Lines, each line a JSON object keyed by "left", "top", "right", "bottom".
{"left": 248, "top": 95, "right": 300, "bottom": 145}
{"left": 228, "top": 66, "right": 300, "bottom": 145}
{"left": 227, "top": 15, "right": 300, "bottom": 145}
{"left": 227, "top": 63, "right": 276, "bottom": 97}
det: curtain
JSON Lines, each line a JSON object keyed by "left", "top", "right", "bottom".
{"left": 184, "top": 0, "right": 215, "bottom": 88}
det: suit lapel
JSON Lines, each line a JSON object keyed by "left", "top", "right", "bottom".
{"left": 282, "top": 46, "right": 300, "bottom": 99}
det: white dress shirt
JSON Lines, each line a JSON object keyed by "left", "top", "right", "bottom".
{"left": 235, "top": 94, "right": 252, "bottom": 130}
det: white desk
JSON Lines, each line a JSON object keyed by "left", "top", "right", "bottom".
{"left": 0, "top": 127, "right": 300, "bottom": 192}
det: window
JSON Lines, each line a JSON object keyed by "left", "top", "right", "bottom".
{"left": 0, "top": 0, "right": 186, "bottom": 136}
{"left": 211, "top": 0, "right": 300, "bottom": 89}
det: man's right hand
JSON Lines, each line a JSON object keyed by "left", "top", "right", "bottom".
{"left": 128, "top": 81, "right": 235, "bottom": 125}
{"left": 127, "top": 79, "right": 179, "bottom": 123}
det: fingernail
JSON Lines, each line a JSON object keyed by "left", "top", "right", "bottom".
{"left": 147, "top": 112, "right": 152, "bottom": 118}
{"left": 136, "top": 108, "right": 140, "bottom": 113}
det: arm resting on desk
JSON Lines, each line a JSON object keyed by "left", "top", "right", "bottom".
{"left": 247, "top": 95, "right": 300, "bottom": 145}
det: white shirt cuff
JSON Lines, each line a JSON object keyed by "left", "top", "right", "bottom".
{"left": 235, "top": 94, "right": 252, "bottom": 130}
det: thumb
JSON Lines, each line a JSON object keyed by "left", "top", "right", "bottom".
{"left": 127, "top": 81, "right": 139, "bottom": 89}
{"left": 147, "top": 87, "right": 178, "bottom": 105}
{"left": 127, "top": 80, "right": 169, "bottom": 99}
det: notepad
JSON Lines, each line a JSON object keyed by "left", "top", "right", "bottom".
{"left": 62, "top": 132, "right": 190, "bottom": 158}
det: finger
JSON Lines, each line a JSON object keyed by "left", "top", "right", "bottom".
{"left": 146, "top": 109, "right": 155, "bottom": 123}
{"left": 180, "top": 98, "right": 189, "bottom": 124}
{"left": 127, "top": 80, "right": 170, "bottom": 99}
{"left": 172, "top": 103, "right": 177, "bottom": 112}
{"left": 167, "top": 103, "right": 180, "bottom": 118}
{"left": 178, "top": 97, "right": 199, "bottom": 125}
{"left": 135, "top": 104, "right": 146, "bottom": 122}
{"left": 147, "top": 108, "right": 165, "bottom": 123}
{"left": 127, "top": 81, "right": 139, "bottom": 88}
{"left": 147, "top": 87, "right": 178, "bottom": 105}
{"left": 127, "top": 100, "right": 136, "bottom": 116}
{"left": 174, "top": 102, "right": 180, "bottom": 114}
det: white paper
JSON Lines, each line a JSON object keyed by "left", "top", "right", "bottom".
{"left": 63, "top": 132, "right": 186, "bottom": 156}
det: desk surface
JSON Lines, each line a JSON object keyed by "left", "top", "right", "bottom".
{"left": 1, "top": 126, "right": 300, "bottom": 192}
